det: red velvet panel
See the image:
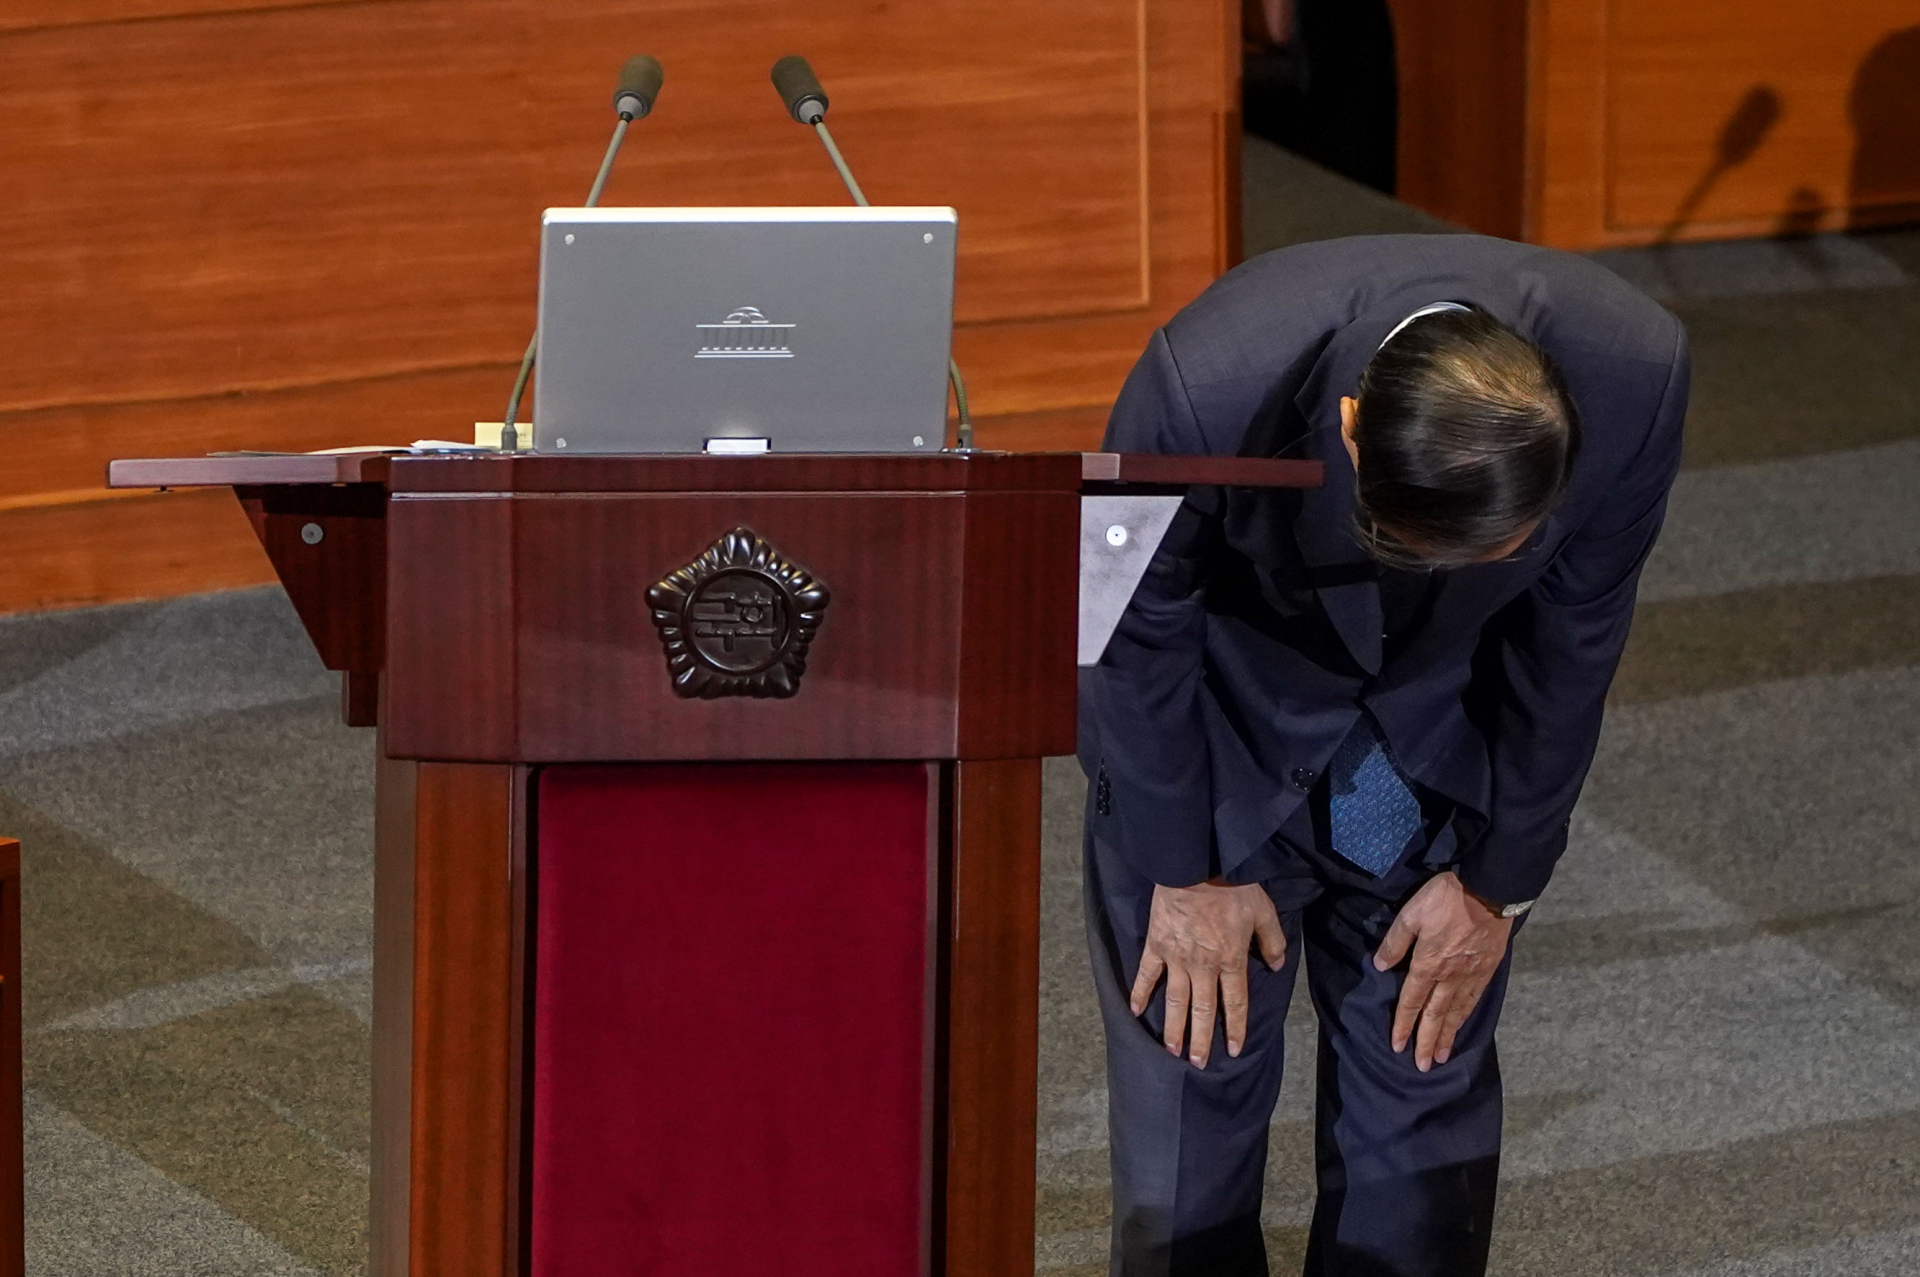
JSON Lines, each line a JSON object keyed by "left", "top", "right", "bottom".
{"left": 532, "top": 763, "right": 933, "bottom": 1276}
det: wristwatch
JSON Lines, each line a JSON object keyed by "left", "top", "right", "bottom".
{"left": 1464, "top": 882, "right": 1536, "bottom": 919}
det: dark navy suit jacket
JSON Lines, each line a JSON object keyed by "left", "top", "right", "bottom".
{"left": 1078, "top": 234, "right": 1690, "bottom": 906}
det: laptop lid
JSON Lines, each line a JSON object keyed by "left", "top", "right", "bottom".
{"left": 532, "top": 206, "right": 958, "bottom": 454}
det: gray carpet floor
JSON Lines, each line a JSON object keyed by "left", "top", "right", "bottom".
{"left": 6, "top": 138, "right": 1919, "bottom": 1273}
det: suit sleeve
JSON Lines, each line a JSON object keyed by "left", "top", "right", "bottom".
{"left": 1079, "top": 329, "right": 1223, "bottom": 887}
{"left": 1455, "top": 320, "right": 1691, "bottom": 905}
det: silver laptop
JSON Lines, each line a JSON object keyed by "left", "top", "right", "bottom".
{"left": 532, "top": 206, "right": 958, "bottom": 454}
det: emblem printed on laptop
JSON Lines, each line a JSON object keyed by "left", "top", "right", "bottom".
{"left": 695, "top": 306, "right": 796, "bottom": 359}
{"left": 647, "top": 528, "right": 829, "bottom": 699}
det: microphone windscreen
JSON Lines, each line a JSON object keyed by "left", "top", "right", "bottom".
{"left": 614, "top": 54, "right": 664, "bottom": 118}
{"left": 770, "top": 55, "right": 828, "bottom": 123}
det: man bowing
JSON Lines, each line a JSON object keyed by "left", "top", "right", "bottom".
{"left": 1079, "top": 233, "right": 1689, "bottom": 1276}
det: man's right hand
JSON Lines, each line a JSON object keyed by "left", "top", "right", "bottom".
{"left": 1130, "top": 879, "right": 1288, "bottom": 1068}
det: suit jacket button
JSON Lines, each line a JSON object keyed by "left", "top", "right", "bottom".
{"left": 1290, "top": 768, "right": 1316, "bottom": 791}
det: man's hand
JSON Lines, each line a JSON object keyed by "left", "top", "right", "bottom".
{"left": 1373, "top": 871, "right": 1515, "bottom": 1071}
{"left": 1131, "top": 880, "right": 1287, "bottom": 1068}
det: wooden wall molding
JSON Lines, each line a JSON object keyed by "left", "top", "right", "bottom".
{"left": 0, "top": 0, "right": 392, "bottom": 38}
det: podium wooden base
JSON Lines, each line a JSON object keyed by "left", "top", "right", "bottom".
{"left": 372, "top": 751, "right": 1040, "bottom": 1277}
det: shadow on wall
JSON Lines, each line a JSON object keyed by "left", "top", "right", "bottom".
{"left": 1652, "top": 25, "right": 1918, "bottom": 244}
{"left": 1850, "top": 26, "right": 1920, "bottom": 226}
{"left": 1657, "top": 85, "right": 1780, "bottom": 244}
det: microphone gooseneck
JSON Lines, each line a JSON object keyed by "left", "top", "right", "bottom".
{"left": 584, "top": 115, "right": 633, "bottom": 208}
{"left": 768, "top": 55, "right": 973, "bottom": 451}
{"left": 502, "top": 55, "right": 664, "bottom": 454}
{"left": 811, "top": 119, "right": 869, "bottom": 208}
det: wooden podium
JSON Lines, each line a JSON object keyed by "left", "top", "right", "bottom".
{"left": 107, "top": 450, "right": 1318, "bottom": 1277}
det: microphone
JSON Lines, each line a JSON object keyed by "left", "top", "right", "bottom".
{"left": 613, "top": 54, "right": 664, "bottom": 121}
{"left": 770, "top": 55, "right": 973, "bottom": 449}
{"left": 771, "top": 54, "right": 828, "bottom": 125}
{"left": 500, "top": 56, "right": 665, "bottom": 454}
{"left": 770, "top": 55, "right": 864, "bottom": 203}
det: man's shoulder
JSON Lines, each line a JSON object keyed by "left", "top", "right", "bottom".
{"left": 1120, "top": 232, "right": 1685, "bottom": 462}
{"left": 1159, "top": 234, "right": 1659, "bottom": 376}
{"left": 1173, "top": 234, "right": 1487, "bottom": 325}
{"left": 1194, "top": 233, "right": 1569, "bottom": 298}
{"left": 1174, "top": 233, "right": 1676, "bottom": 348}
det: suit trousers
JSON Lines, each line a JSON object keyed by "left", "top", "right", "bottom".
{"left": 1083, "top": 813, "right": 1519, "bottom": 1276}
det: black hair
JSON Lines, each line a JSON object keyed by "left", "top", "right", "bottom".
{"left": 1350, "top": 308, "right": 1580, "bottom": 569}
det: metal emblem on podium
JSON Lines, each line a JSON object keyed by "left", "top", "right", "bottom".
{"left": 647, "top": 528, "right": 829, "bottom": 699}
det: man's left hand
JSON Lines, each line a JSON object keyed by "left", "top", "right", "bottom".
{"left": 1372, "top": 871, "right": 1514, "bottom": 1071}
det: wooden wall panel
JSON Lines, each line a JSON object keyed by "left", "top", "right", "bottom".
{"left": 0, "top": 489, "right": 271, "bottom": 613}
{"left": 1528, "top": 0, "right": 1608, "bottom": 249}
{"left": 1, "top": 0, "right": 1238, "bottom": 616}
{"left": 1392, "top": 0, "right": 1920, "bottom": 248}
{"left": 1602, "top": 0, "right": 1920, "bottom": 238}
{"left": 0, "top": 366, "right": 509, "bottom": 505}
{"left": 0, "top": 366, "right": 509, "bottom": 614}
{"left": 519, "top": 0, "right": 1153, "bottom": 324}
{"left": 0, "top": 1, "right": 537, "bottom": 415}
{"left": 1389, "top": 0, "right": 1530, "bottom": 242}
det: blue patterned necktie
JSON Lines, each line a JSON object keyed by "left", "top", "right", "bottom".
{"left": 1327, "top": 717, "right": 1422, "bottom": 876}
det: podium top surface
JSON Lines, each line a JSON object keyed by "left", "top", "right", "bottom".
{"left": 107, "top": 451, "right": 1322, "bottom": 495}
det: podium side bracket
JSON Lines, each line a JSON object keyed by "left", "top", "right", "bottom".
{"left": 1077, "top": 494, "right": 1183, "bottom": 667}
